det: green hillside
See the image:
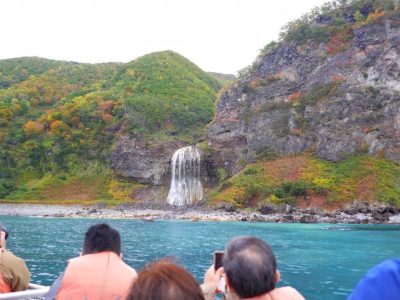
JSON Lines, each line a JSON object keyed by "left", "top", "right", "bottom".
{"left": 0, "top": 57, "right": 68, "bottom": 88}
{"left": 108, "top": 50, "right": 221, "bottom": 136}
{"left": 0, "top": 52, "right": 222, "bottom": 202}
{"left": 208, "top": 72, "right": 236, "bottom": 86}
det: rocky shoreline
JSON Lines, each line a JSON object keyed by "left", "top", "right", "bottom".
{"left": 1, "top": 201, "right": 400, "bottom": 224}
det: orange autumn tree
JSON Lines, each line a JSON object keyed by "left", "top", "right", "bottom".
{"left": 49, "top": 120, "right": 69, "bottom": 136}
{"left": 98, "top": 100, "right": 113, "bottom": 113}
{"left": 102, "top": 113, "right": 114, "bottom": 123}
{"left": 23, "top": 121, "right": 44, "bottom": 136}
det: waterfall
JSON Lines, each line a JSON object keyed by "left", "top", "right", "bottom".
{"left": 167, "top": 146, "right": 203, "bottom": 206}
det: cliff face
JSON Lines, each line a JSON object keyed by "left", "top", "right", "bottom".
{"left": 207, "top": 13, "right": 400, "bottom": 176}
{"left": 111, "top": 137, "right": 184, "bottom": 185}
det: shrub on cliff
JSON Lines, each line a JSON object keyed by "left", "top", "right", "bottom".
{"left": 256, "top": 0, "right": 399, "bottom": 59}
{"left": 210, "top": 154, "right": 400, "bottom": 209}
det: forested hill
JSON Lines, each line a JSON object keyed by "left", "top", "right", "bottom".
{"left": 0, "top": 51, "right": 224, "bottom": 201}
{"left": 0, "top": 57, "right": 88, "bottom": 88}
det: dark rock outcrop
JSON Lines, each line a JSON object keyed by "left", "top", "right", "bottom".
{"left": 259, "top": 204, "right": 292, "bottom": 214}
{"left": 111, "top": 136, "right": 184, "bottom": 185}
{"left": 299, "top": 214, "right": 317, "bottom": 223}
{"left": 216, "top": 202, "right": 237, "bottom": 212}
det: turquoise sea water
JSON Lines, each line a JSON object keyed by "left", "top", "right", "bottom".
{"left": 1, "top": 216, "right": 400, "bottom": 300}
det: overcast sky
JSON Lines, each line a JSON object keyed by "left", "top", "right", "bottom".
{"left": 1, "top": 0, "right": 328, "bottom": 75}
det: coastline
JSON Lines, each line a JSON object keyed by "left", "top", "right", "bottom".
{"left": 1, "top": 202, "right": 400, "bottom": 224}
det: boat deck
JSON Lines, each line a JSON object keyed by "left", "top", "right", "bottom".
{"left": 0, "top": 283, "right": 49, "bottom": 300}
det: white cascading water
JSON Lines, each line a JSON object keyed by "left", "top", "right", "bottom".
{"left": 167, "top": 146, "right": 203, "bottom": 206}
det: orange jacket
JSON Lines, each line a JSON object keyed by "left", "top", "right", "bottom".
{"left": 56, "top": 251, "right": 137, "bottom": 300}
{"left": 0, "top": 250, "right": 30, "bottom": 293}
{"left": 0, "top": 272, "right": 11, "bottom": 293}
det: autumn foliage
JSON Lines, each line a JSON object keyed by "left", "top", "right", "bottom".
{"left": 98, "top": 100, "right": 113, "bottom": 113}
{"left": 0, "top": 53, "right": 221, "bottom": 200}
{"left": 288, "top": 92, "right": 302, "bottom": 103}
{"left": 365, "top": 10, "right": 387, "bottom": 23}
{"left": 49, "top": 120, "right": 69, "bottom": 135}
{"left": 23, "top": 121, "right": 44, "bottom": 136}
{"left": 326, "top": 28, "right": 353, "bottom": 55}
{"left": 212, "top": 154, "right": 400, "bottom": 209}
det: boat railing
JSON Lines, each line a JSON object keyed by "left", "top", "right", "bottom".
{"left": 0, "top": 283, "right": 49, "bottom": 300}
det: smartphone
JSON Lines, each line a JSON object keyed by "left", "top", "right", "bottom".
{"left": 213, "top": 250, "right": 224, "bottom": 270}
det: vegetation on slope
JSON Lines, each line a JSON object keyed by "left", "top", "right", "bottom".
{"left": 211, "top": 154, "right": 400, "bottom": 209}
{"left": 0, "top": 52, "right": 222, "bottom": 202}
{"left": 207, "top": 72, "right": 236, "bottom": 86}
{"left": 277, "top": 0, "right": 397, "bottom": 46}
{"left": 240, "top": 0, "right": 399, "bottom": 77}
{"left": 0, "top": 57, "right": 70, "bottom": 88}
{"left": 5, "top": 162, "right": 145, "bottom": 206}
{"left": 111, "top": 51, "right": 221, "bottom": 136}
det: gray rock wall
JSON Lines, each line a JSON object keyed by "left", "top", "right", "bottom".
{"left": 207, "top": 14, "right": 400, "bottom": 176}
{"left": 111, "top": 136, "right": 184, "bottom": 186}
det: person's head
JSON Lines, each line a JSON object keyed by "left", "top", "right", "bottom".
{"left": 0, "top": 224, "right": 9, "bottom": 241}
{"left": 82, "top": 223, "right": 121, "bottom": 255}
{"left": 223, "top": 236, "right": 279, "bottom": 299}
{"left": 128, "top": 258, "right": 205, "bottom": 300}
{"left": 0, "top": 224, "right": 9, "bottom": 250}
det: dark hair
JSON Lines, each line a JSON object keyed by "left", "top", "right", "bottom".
{"left": 82, "top": 223, "right": 121, "bottom": 255}
{"left": 223, "top": 236, "right": 277, "bottom": 298}
{"left": 128, "top": 258, "right": 205, "bottom": 300}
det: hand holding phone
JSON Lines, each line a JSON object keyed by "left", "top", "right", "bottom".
{"left": 203, "top": 264, "right": 225, "bottom": 294}
{"left": 213, "top": 250, "right": 224, "bottom": 270}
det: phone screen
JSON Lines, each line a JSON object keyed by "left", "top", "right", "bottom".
{"left": 213, "top": 250, "right": 224, "bottom": 270}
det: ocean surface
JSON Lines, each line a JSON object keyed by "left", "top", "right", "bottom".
{"left": 1, "top": 216, "right": 400, "bottom": 300}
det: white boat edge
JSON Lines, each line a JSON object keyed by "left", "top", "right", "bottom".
{"left": 0, "top": 283, "right": 49, "bottom": 300}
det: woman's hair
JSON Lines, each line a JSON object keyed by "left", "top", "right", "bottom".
{"left": 128, "top": 258, "right": 205, "bottom": 300}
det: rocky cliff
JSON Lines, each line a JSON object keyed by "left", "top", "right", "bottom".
{"left": 111, "top": 137, "right": 184, "bottom": 185}
{"left": 207, "top": 12, "right": 400, "bottom": 177}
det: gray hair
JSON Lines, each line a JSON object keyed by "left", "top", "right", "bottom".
{"left": 223, "top": 236, "right": 277, "bottom": 298}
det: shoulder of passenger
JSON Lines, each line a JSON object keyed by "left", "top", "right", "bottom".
{"left": 2, "top": 251, "right": 22, "bottom": 262}
{"left": 270, "top": 286, "right": 305, "bottom": 300}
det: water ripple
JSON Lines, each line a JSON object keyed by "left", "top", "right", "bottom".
{"left": 2, "top": 217, "right": 400, "bottom": 300}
